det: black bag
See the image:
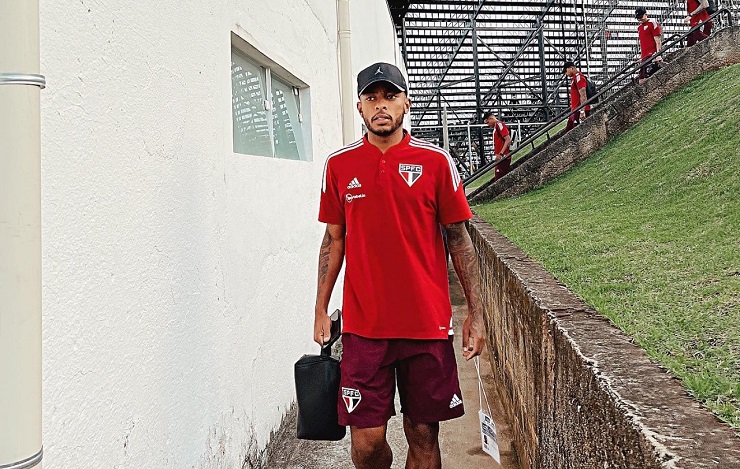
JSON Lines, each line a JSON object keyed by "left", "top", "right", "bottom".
{"left": 586, "top": 78, "right": 599, "bottom": 104}
{"left": 294, "top": 310, "right": 346, "bottom": 441}
{"left": 707, "top": 0, "right": 718, "bottom": 14}
{"left": 646, "top": 62, "right": 663, "bottom": 78}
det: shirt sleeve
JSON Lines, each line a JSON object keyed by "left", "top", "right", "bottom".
{"left": 653, "top": 21, "right": 662, "bottom": 36}
{"left": 437, "top": 156, "right": 473, "bottom": 225}
{"left": 575, "top": 73, "right": 587, "bottom": 90}
{"left": 497, "top": 122, "right": 510, "bottom": 138}
{"left": 318, "top": 158, "right": 345, "bottom": 225}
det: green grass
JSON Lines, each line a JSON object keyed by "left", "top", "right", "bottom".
{"left": 474, "top": 64, "right": 740, "bottom": 428}
{"left": 467, "top": 120, "right": 569, "bottom": 189}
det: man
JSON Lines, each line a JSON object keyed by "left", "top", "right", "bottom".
{"left": 684, "top": 0, "right": 712, "bottom": 46}
{"left": 314, "top": 62, "right": 485, "bottom": 469}
{"left": 483, "top": 112, "right": 512, "bottom": 181}
{"left": 635, "top": 7, "right": 664, "bottom": 84}
{"left": 563, "top": 61, "right": 591, "bottom": 132}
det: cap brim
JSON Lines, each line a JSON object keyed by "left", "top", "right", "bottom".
{"left": 358, "top": 78, "right": 406, "bottom": 96}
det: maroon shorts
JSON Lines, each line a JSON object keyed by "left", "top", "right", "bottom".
{"left": 494, "top": 155, "right": 511, "bottom": 181}
{"left": 688, "top": 20, "right": 713, "bottom": 46}
{"left": 338, "top": 333, "right": 464, "bottom": 428}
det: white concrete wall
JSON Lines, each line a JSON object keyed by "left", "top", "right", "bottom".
{"left": 40, "top": 1, "right": 400, "bottom": 467}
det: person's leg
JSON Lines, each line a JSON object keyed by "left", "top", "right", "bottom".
{"left": 701, "top": 20, "right": 713, "bottom": 42}
{"left": 339, "top": 334, "right": 397, "bottom": 468}
{"left": 350, "top": 424, "right": 393, "bottom": 469}
{"left": 396, "top": 337, "right": 464, "bottom": 468}
{"left": 403, "top": 415, "right": 441, "bottom": 469}
{"left": 638, "top": 65, "right": 648, "bottom": 84}
{"left": 687, "top": 29, "right": 700, "bottom": 47}
{"left": 565, "top": 114, "right": 578, "bottom": 132}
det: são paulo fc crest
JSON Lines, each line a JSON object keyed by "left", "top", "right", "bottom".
{"left": 399, "top": 163, "right": 423, "bottom": 187}
{"left": 342, "top": 387, "right": 362, "bottom": 413}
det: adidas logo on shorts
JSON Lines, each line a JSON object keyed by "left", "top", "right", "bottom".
{"left": 449, "top": 393, "right": 462, "bottom": 409}
{"left": 347, "top": 177, "right": 362, "bottom": 189}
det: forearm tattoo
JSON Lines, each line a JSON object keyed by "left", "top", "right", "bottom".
{"left": 444, "top": 222, "right": 483, "bottom": 318}
{"left": 318, "top": 229, "right": 332, "bottom": 288}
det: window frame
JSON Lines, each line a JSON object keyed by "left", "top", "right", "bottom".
{"left": 230, "top": 32, "right": 311, "bottom": 162}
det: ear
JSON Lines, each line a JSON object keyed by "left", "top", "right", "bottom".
{"left": 356, "top": 101, "right": 363, "bottom": 116}
{"left": 404, "top": 97, "right": 411, "bottom": 114}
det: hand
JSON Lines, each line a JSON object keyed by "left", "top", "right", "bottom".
{"left": 462, "top": 314, "right": 485, "bottom": 360}
{"left": 684, "top": 15, "right": 692, "bottom": 24}
{"left": 579, "top": 109, "right": 586, "bottom": 119}
{"left": 313, "top": 310, "right": 332, "bottom": 346}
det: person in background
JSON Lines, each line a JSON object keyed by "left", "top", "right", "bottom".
{"left": 483, "top": 112, "right": 512, "bottom": 181}
{"left": 684, "top": 0, "right": 713, "bottom": 46}
{"left": 562, "top": 61, "right": 591, "bottom": 132}
{"left": 635, "top": 7, "right": 664, "bottom": 84}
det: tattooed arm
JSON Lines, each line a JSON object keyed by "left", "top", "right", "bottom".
{"left": 444, "top": 221, "right": 486, "bottom": 360}
{"left": 314, "top": 223, "right": 346, "bottom": 345}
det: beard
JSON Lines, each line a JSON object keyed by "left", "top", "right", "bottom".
{"left": 364, "top": 112, "right": 405, "bottom": 137}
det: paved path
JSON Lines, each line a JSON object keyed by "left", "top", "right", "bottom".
{"left": 264, "top": 269, "right": 520, "bottom": 468}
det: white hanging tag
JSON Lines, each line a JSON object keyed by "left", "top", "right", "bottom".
{"left": 479, "top": 409, "right": 501, "bottom": 463}
{"left": 475, "top": 357, "right": 500, "bottom": 464}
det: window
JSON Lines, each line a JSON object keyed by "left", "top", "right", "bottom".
{"left": 231, "top": 47, "right": 309, "bottom": 161}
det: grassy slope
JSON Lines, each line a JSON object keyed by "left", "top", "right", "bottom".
{"left": 474, "top": 64, "right": 740, "bottom": 428}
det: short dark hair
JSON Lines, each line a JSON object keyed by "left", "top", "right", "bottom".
{"left": 635, "top": 7, "right": 647, "bottom": 18}
{"left": 562, "top": 61, "right": 576, "bottom": 73}
{"left": 482, "top": 111, "right": 495, "bottom": 121}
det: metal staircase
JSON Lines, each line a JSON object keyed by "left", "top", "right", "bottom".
{"left": 388, "top": 0, "right": 738, "bottom": 177}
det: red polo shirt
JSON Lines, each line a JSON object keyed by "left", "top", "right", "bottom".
{"left": 319, "top": 132, "right": 472, "bottom": 340}
{"left": 688, "top": 0, "right": 710, "bottom": 26}
{"left": 638, "top": 19, "right": 662, "bottom": 59}
{"left": 570, "top": 71, "right": 591, "bottom": 112}
{"left": 493, "top": 121, "right": 511, "bottom": 156}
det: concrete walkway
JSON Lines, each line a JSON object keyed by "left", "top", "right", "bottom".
{"left": 264, "top": 268, "right": 520, "bottom": 468}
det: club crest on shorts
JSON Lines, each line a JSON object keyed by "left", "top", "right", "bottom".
{"left": 342, "top": 387, "right": 362, "bottom": 413}
{"left": 399, "top": 163, "right": 423, "bottom": 187}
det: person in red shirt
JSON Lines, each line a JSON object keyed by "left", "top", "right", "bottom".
{"left": 563, "top": 61, "right": 591, "bottom": 132}
{"left": 483, "top": 112, "right": 512, "bottom": 181}
{"left": 635, "top": 7, "right": 664, "bottom": 84}
{"left": 315, "top": 62, "right": 485, "bottom": 469}
{"left": 684, "top": 0, "right": 713, "bottom": 46}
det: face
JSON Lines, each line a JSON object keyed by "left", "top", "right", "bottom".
{"left": 485, "top": 116, "right": 497, "bottom": 127}
{"left": 565, "top": 67, "right": 575, "bottom": 78}
{"left": 357, "top": 83, "right": 410, "bottom": 138}
{"left": 638, "top": 13, "right": 648, "bottom": 23}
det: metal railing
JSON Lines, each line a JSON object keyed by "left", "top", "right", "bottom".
{"left": 463, "top": 7, "right": 734, "bottom": 190}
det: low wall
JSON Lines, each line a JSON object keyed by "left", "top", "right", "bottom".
{"left": 469, "top": 26, "right": 740, "bottom": 204}
{"left": 469, "top": 216, "right": 740, "bottom": 469}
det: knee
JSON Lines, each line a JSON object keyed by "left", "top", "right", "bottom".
{"left": 404, "top": 418, "right": 440, "bottom": 452}
{"left": 351, "top": 434, "right": 388, "bottom": 460}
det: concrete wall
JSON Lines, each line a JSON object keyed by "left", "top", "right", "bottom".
{"left": 469, "top": 217, "right": 740, "bottom": 468}
{"left": 39, "top": 1, "right": 400, "bottom": 467}
{"left": 469, "top": 26, "right": 740, "bottom": 205}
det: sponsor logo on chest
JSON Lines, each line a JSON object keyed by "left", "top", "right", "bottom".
{"left": 399, "top": 163, "right": 423, "bottom": 187}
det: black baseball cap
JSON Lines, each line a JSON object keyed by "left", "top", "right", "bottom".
{"left": 357, "top": 62, "right": 407, "bottom": 96}
{"left": 635, "top": 7, "right": 647, "bottom": 18}
{"left": 562, "top": 61, "right": 576, "bottom": 73}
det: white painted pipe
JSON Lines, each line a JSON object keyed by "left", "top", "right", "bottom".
{"left": 442, "top": 104, "right": 449, "bottom": 152}
{"left": 0, "top": 1, "right": 43, "bottom": 468}
{"left": 337, "top": 0, "right": 355, "bottom": 144}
